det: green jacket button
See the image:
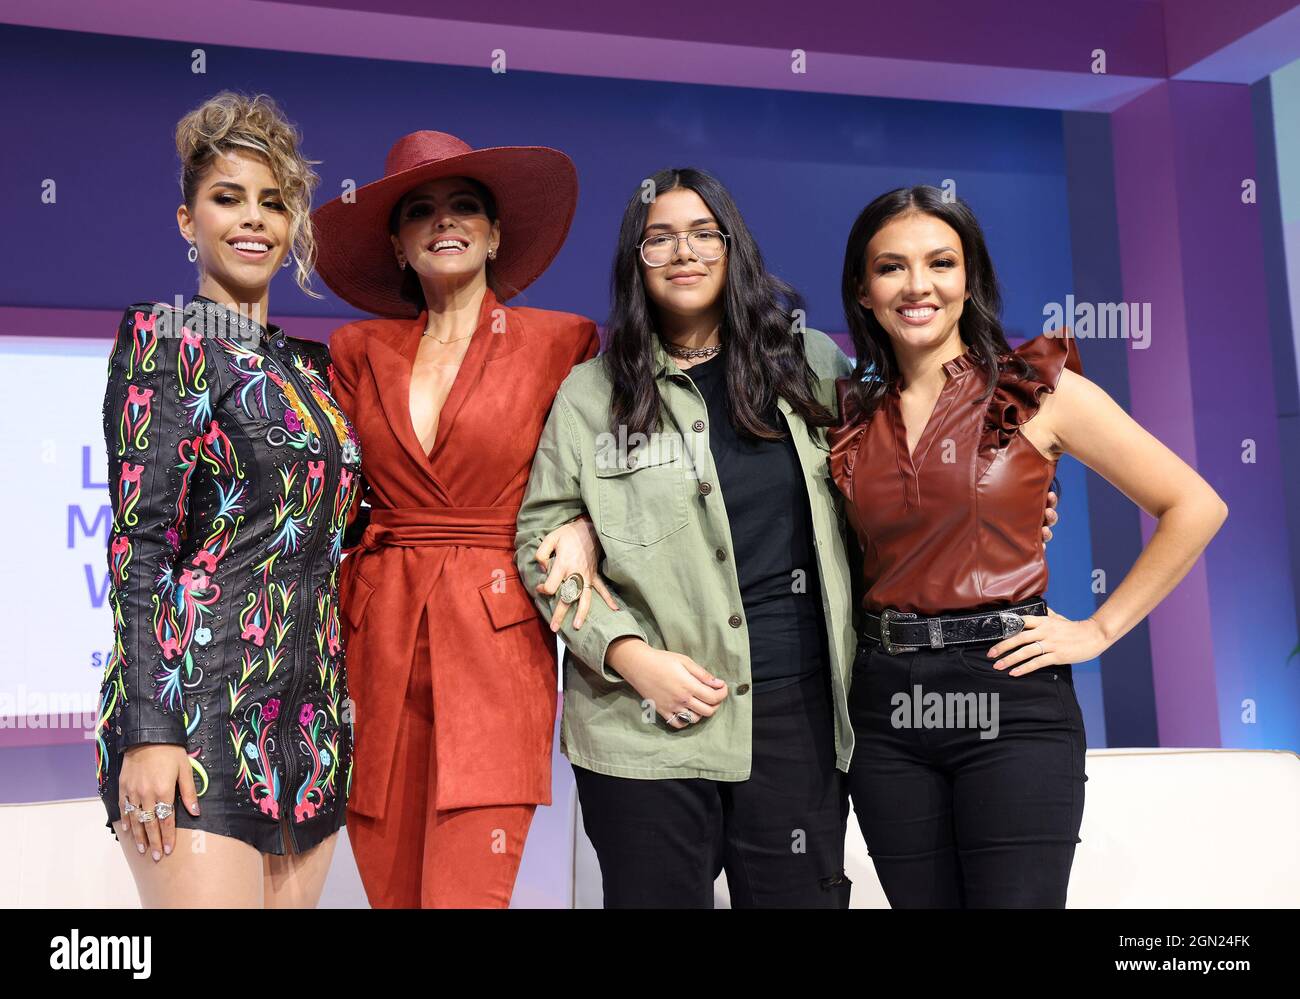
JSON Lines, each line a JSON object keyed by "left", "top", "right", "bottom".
{"left": 692, "top": 419, "right": 706, "bottom": 432}
{"left": 736, "top": 683, "right": 750, "bottom": 695}
{"left": 728, "top": 614, "right": 742, "bottom": 628}
{"left": 698, "top": 481, "right": 713, "bottom": 495}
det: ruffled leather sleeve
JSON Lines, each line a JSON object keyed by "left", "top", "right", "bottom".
{"left": 826, "top": 376, "right": 872, "bottom": 502}
{"left": 984, "top": 328, "right": 1082, "bottom": 450}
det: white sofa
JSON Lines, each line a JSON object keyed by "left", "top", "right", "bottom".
{"left": 572, "top": 748, "right": 1300, "bottom": 908}
{"left": 4, "top": 748, "right": 1297, "bottom": 907}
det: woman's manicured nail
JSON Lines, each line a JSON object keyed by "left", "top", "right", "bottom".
{"left": 152, "top": 850, "right": 161, "bottom": 862}
{"left": 137, "top": 843, "right": 145, "bottom": 854}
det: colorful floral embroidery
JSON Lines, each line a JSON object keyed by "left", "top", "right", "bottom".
{"left": 99, "top": 301, "right": 364, "bottom": 848}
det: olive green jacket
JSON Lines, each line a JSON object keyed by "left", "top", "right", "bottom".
{"left": 514, "top": 328, "right": 860, "bottom": 780}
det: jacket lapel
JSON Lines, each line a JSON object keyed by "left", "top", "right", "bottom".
{"left": 425, "top": 288, "right": 526, "bottom": 467}
{"left": 778, "top": 396, "right": 832, "bottom": 471}
{"left": 364, "top": 312, "right": 443, "bottom": 489}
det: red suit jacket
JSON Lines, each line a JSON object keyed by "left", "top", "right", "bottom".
{"left": 327, "top": 288, "right": 599, "bottom": 816}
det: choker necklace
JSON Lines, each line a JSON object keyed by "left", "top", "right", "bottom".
{"left": 190, "top": 295, "right": 280, "bottom": 344}
{"left": 662, "top": 338, "right": 723, "bottom": 361}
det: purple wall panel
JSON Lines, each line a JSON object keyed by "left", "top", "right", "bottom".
{"left": 1168, "top": 81, "right": 1300, "bottom": 749}
{"left": 1109, "top": 83, "right": 1222, "bottom": 746}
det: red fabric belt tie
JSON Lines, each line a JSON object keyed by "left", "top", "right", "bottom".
{"left": 358, "top": 506, "right": 518, "bottom": 551}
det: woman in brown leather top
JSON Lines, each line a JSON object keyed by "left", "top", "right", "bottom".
{"left": 829, "top": 186, "right": 1227, "bottom": 908}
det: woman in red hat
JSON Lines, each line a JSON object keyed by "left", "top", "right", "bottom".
{"left": 312, "top": 131, "right": 613, "bottom": 908}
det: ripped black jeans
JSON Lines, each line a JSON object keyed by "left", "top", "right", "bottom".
{"left": 572, "top": 667, "right": 852, "bottom": 908}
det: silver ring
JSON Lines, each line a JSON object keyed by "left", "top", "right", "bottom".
{"left": 674, "top": 710, "right": 696, "bottom": 725}
{"left": 1035, "top": 641, "right": 1045, "bottom": 657}
{"left": 557, "top": 572, "right": 585, "bottom": 605}
{"left": 154, "top": 801, "right": 174, "bottom": 821}
{"left": 122, "top": 800, "right": 137, "bottom": 816}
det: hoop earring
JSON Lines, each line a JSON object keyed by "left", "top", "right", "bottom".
{"left": 187, "top": 242, "right": 198, "bottom": 263}
{"left": 281, "top": 252, "right": 293, "bottom": 269}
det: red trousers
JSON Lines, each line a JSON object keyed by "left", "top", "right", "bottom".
{"left": 347, "top": 617, "right": 536, "bottom": 908}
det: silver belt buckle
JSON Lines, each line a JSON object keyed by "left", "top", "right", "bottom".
{"left": 878, "top": 608, "right": 919, "bottom": 655}
{"left": 998, "top": 611, "right": 1027, "bottom": 639}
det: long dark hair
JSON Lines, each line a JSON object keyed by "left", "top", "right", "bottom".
{"left": 605, "top": 167, "right": 835, "bottom": 442}
{"left": 839, "top": 185, "right": 1032, "bottom": 420}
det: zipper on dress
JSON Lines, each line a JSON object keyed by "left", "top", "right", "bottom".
{"left": 267, "top": 336, "right": 341, "bottom": 853}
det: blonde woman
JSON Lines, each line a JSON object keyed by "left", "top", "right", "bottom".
{"left": 96, "top": 92, "right": 363, "bottom": 907}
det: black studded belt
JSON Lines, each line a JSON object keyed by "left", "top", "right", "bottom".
{"left": 861, "top": 599, "right": 1047, "bottom": 656}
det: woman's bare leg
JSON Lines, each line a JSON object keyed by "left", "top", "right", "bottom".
{"left": 114, "top": 819, "right": 263, "bottom": 908}
{"left": 263, "top": 825, "right": 339, "bottom": 908}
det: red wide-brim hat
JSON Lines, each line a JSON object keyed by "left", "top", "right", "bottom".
{"left": 312, "top": 130, "right": 578, "bottom": 317}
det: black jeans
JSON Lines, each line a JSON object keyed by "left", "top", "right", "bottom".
{"left": 572, "top": 668, "right": 851, "bottom": 908}
{"left": 847, "top": 635, "right": 1087, "bottom": 908}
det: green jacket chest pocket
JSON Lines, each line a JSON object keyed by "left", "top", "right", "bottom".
{"left": 594, "top": 444, "right": 690, "bottom": 546}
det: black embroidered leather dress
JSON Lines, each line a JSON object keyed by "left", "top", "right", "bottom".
{"left": 95, "top": 295, "right": 363, "bottom": 855}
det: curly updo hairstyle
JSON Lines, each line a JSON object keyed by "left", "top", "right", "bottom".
{"left": 175, "top": 91, "right": 322, "bottom": 297}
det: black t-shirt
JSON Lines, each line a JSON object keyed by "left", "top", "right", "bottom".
{"left": 683, "top": 352, "right": 829, "bottom": 691}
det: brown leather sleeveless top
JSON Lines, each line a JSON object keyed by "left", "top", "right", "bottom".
{"left": 827, "top": 330, "right": 1081, "bottom": 617}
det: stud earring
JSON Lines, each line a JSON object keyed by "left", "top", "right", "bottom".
{"left": 488, "top": 247, "right": 498, "bottom": 260}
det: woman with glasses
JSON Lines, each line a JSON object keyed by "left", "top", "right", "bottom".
{"left": 517, "top": 168, "right": 1061, "bottom": 907}
{"left": 516, "top": 167, "right": 853, "bottom": 906}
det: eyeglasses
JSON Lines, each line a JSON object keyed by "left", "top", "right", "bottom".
{"left": 639, "top": 229, "right": 730, "bottom": 267}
